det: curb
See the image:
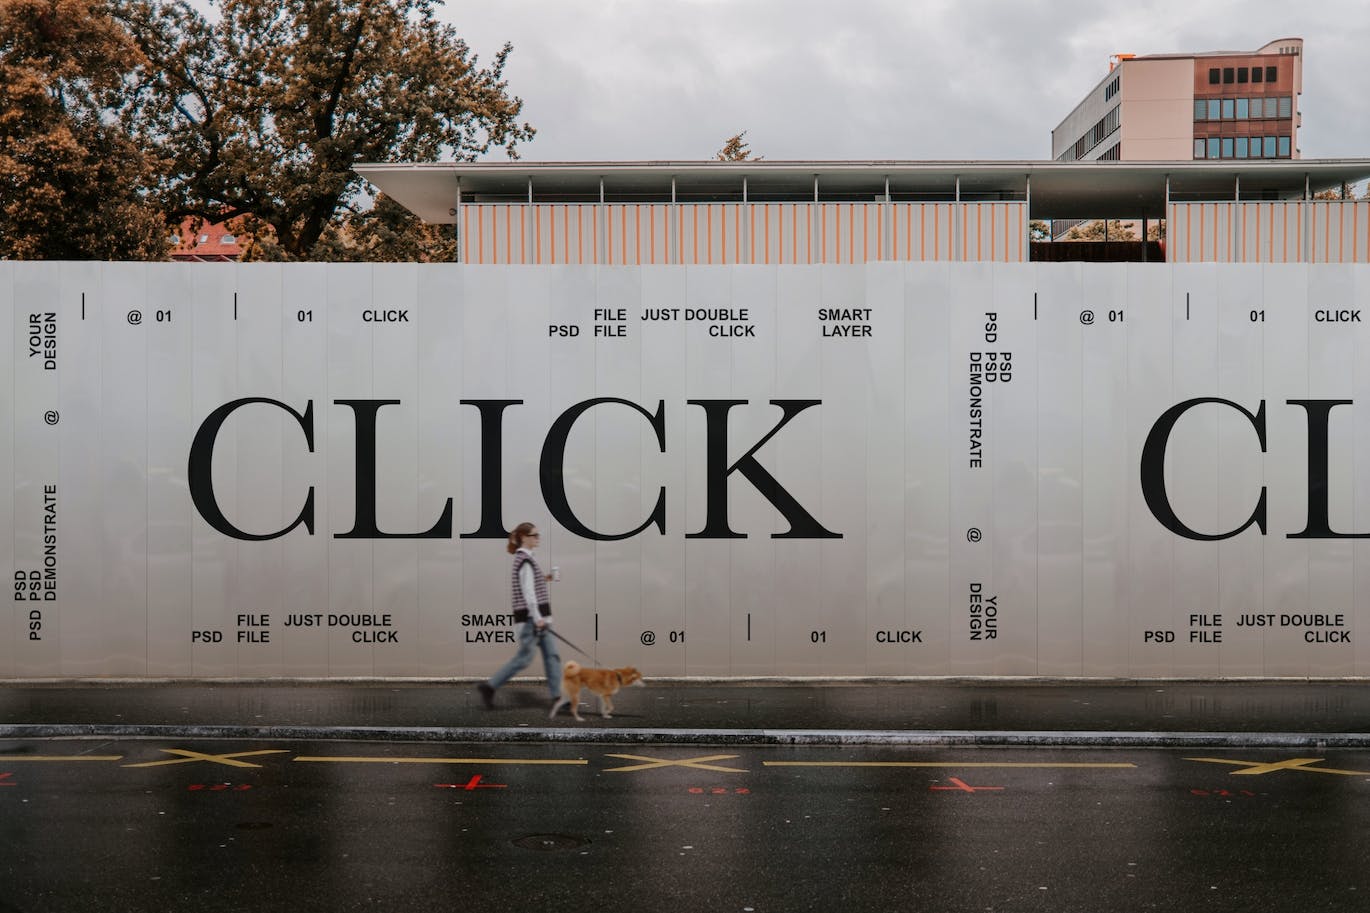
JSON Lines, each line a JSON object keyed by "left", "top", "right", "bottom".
{"left": 4, "top": 724, "right": 1370, "bottom": 749}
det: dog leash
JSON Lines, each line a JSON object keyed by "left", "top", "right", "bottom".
{"left": 541, "top": 626, "right": 595, "bottom": 660}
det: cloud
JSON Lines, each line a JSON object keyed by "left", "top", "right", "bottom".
{"left": 429, "top": 0, "right": 1370, "bottom": 161}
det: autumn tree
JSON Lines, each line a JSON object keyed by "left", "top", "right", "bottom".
{"left": 1313, "top": 185, "right": 1350, "bottom": 200}
{"left": 0, "top": 0, "right": 167, "bottom": 259}
{"left": 1065, "top": 219, "right": 1138, "bottom": 241}
{"left": 112, "top": 0, "right": 533, "bottom": 261}
{"left": 716, "top": 132, "right": 760, "bottom": 162}
{"left": 308, "top": 192, "right": 455, "bottom": 262}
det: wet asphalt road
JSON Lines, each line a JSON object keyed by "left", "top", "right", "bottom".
{"left": 3, "top": 738, "right": 1368, "bottom": 912}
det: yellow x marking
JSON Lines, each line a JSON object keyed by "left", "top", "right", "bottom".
{"left": 293, "top": 756, "right": 585, "bottom": 766}
{"left": 604, "top": 753, "right": 747, "bottom": 774}
{"left": 1186, "top": 756, "right": 1370, "bottom": 777}
{"left": 124, "top": 749, "right": 291, "bottom": 769}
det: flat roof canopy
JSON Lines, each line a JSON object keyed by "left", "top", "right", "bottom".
{"left": 355, "top": 160, "right": 1370, "bottom": 224}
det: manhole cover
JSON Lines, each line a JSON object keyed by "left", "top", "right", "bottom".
{"left": 512, "top": 833, "right": 588, "bottom": 852}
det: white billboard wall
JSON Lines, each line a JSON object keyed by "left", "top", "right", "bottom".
{"left": 2, "top": 262, "right": 1367, "bottom": 679}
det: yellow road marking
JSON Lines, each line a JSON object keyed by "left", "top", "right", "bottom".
{"left": 293, "top": 756, "right": 587, "bottom": 766}
{"left": 604, "top": 754, "right": 747, "bottom": 773}
{"left": 761, "top": 756, "right": 1134, "bottom": 762}
{"left": 124, "top": 749, "right": 291, "bottom": 769}
{"left": 0, "top": 756, "right": 123, "bottom": 763}
{"left": 1186, "top": 757, "right": 1370, "bottom": 777}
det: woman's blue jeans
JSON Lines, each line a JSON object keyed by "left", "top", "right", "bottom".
{"left": 487, "top": 622, "right": 562, "bottom": 698}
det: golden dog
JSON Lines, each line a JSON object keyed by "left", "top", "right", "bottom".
{"left": 550, "top": 661, "right": 645, "bottom": 721}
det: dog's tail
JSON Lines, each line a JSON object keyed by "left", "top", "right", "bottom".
{"left": 563, "top": 661, "right": 581, "bottom": 677}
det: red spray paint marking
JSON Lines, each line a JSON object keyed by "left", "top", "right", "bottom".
{"left": 436, "top": 775, "right": 506, "bottom": 791}
{"left": 1191, "top": 789, "right": 1258, "bottom": 798}
{"left": 930, "top": 777, "right": 1003, "bottom": 793}
{"left": 0, "top": 772, "right": 14, "bottom": 787}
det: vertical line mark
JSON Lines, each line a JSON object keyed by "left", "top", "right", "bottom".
{"left": 706, "top": 205, "right": 713, "bottom": 264}
{"left": 605, "top": 202, "right": 616, "bottom": 263}
{"left": 720, "top": 205, "right": 728, "bottom": 264}
{"left": 764, "top": 204, "right": 771, "bottom": 265}
{"left": 1211, "top": 203, "right": 1217, "bottom": 262}
{"left": 849, "top": 203, "right": 855, "bottom": 264}
{"left": 1353, "top": 201, "right": 1359, "bottom": 265}
{"left": 1330, "top": 202, "right": 1336, "bottom": 264}
{"left": 693, "top": 206, "right": 699, "bottom": 264}
{"left": 976, "top": 205, "right": 982, "bottom": 261}
{"left": 789, "top": 202, "right": 800, "bottom": 263}
{"left": 1186, "top": 205, "right": 1192, "bottom": 262}
{"left": 891, "top": 201, "right": 899, "bottom": 260}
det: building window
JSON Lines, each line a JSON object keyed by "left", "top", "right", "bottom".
{"left": 1278, "top": 135, "right": 1291, "bottom": 157}
{"left": 1237, "top": 67, "right": 1249, "bottom": 83}
{"left": 1252, "top": 66, "right": 1264, "bottom": 83}
{"left": 1264, "top": 136, "right": 1277, "bottom": 157}
{"left": 1223, "top": 67, "right": 1235, "bottom": 83}
{"left": 1208, "top": 138, "right": 1221, "bottom": 159}
{"left": 1266, "top": 65, "right": 1277, "bottom": 82}
{"left": 1194, "top": 99, "right": 1207, "bottom": 120}
{"left": 1264, "top": 97, "right": 1278, "bottom": 118}
{"left": 1278, "top": 96, "right": 1292, "bottom": 118}
{"left": 1194, "top": 139, "right": 1206, "bottom": 159}
{"left": 221, "top": 235, "right": 236, "bottom": 244}
{"left": 1236, "top": 98, "right": 1249, "bottom": 119}
{"left": 1208, "top": 99, "right": 1221, "bottom": 120}
{"left": 1209, "top": 67, "right": 1221, "bottom": 84}
{"left": 1221, "top": 137, "right": 1233, "bottom": 158}
{"left": 1235, "top": 137, "right": 1249, "bottom": 159}
{"left": 1061, "top": 104, "right": 1120, "bottom": 161}
{"left": 1221, "top": 98, "right": 1234, "bottom": 119}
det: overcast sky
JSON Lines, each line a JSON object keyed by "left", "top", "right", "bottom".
{"left": 443, "top": 0, "right": 1369, "bottom": 163}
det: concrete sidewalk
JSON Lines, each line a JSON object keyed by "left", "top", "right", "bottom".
{"left": 4, "top": 678, "right": 1370, "bottom": 747}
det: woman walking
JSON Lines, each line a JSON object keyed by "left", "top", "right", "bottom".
{"left": 477, "top": 522, "right": 561, "bottom": 710}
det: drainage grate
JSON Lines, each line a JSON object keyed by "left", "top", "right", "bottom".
{"left": 511, "top": 833, "right": 588, "bottom": 852}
